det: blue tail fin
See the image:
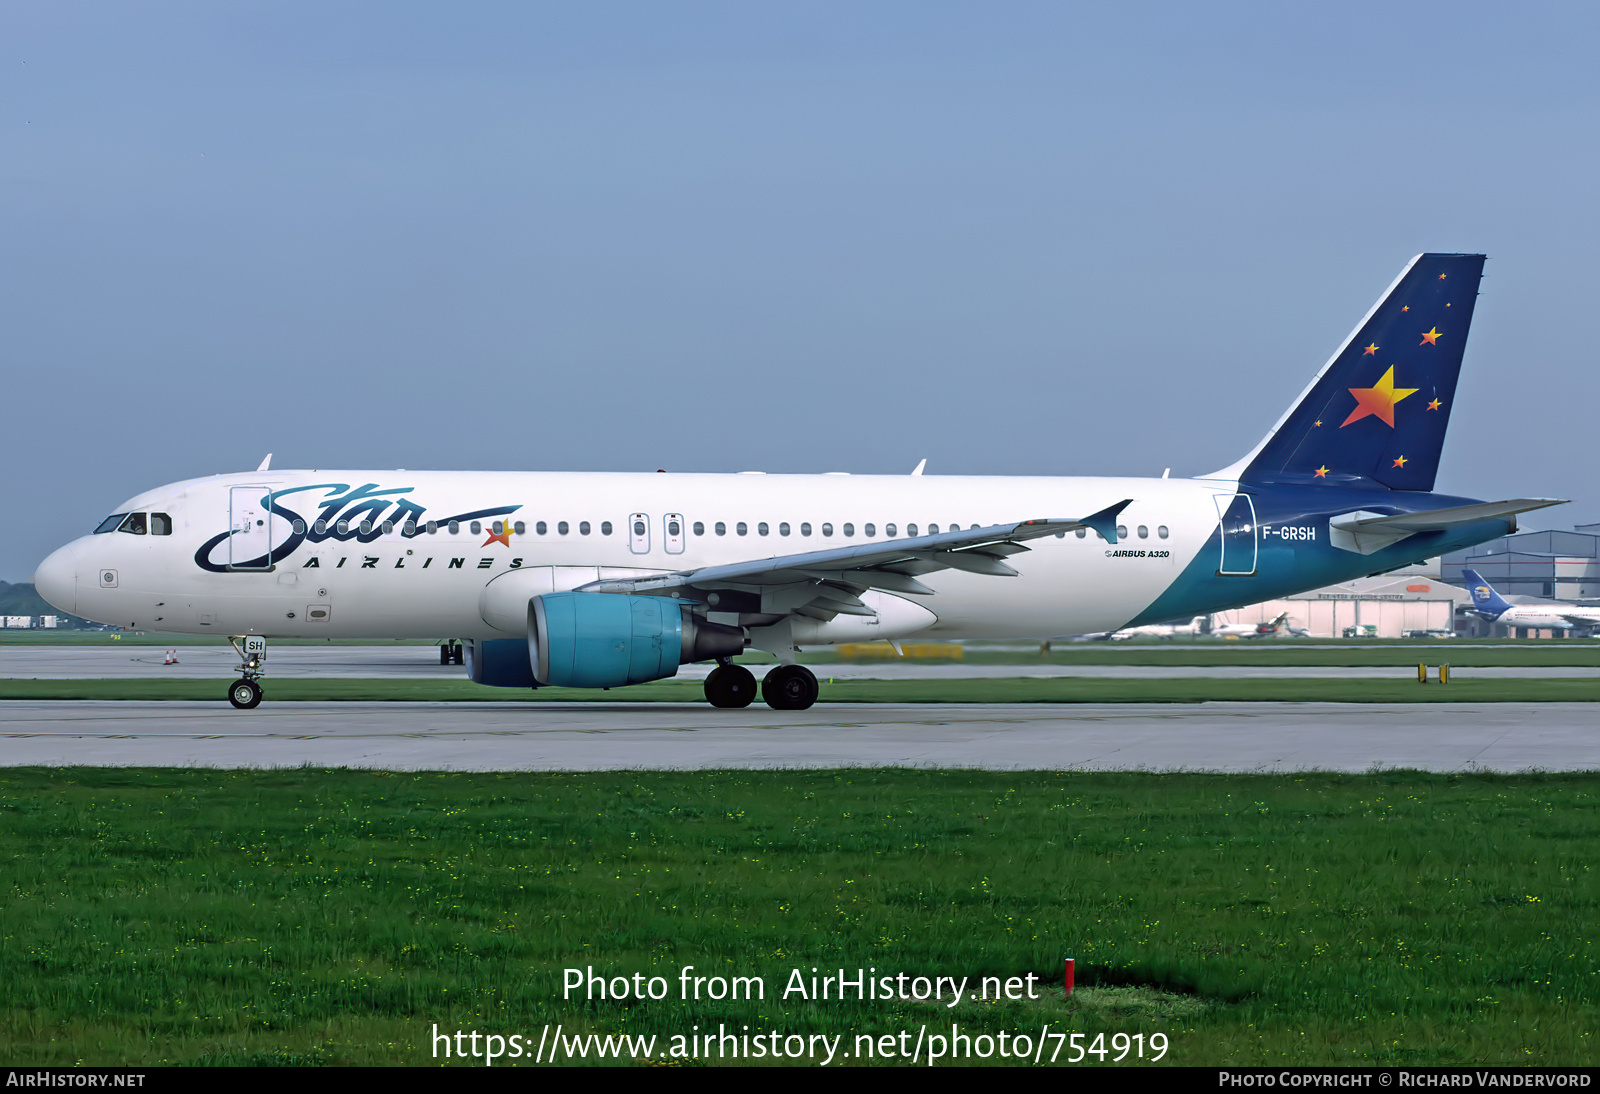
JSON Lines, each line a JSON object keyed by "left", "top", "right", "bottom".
{"left": 1461, "top": 569, "right": 1513, "bottom": 618}
{"left": 1227, "top": 253, "right": 1486, "bottom": 490}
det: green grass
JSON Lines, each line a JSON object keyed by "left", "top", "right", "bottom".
{"left": 3, "top": 675, "right": 1598, "bottom": 704}
{"left": 2, "top": 768, "right": 1596, "bottom": 1065}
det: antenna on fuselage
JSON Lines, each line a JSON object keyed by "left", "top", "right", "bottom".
{"left": 910, "top": 459, "right": 926, "bottom": 476}
{"left": 255, "top": 453, "right": 272, "bottom": 472}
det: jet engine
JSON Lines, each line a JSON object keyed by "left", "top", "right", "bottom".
{"left": 468, "top": 592, "right": 745, "bottom": 689}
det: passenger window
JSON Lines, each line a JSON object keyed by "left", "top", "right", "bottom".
{"left": 715, "top": 522, "right": 726, "bottom": 536}
{"left": 886, "top": 523, "right": 897, "bottom": 537}
{"left": 536, "top": 521, "right": 548, "bottom": 535}
{"left": 907, "top": 524, "right": 918, "bottom": 536}
{"left": 338, "top": 520, "right": 351, "bottom": 535}
{"left": 668, "top": 519, "right": 681, "bottom": 536}
{"left": 448, "top": 521, "right": 459, "bottom": 535}
{"left": 558, "top": 521, "right": 569, "bottom": 535}
{"left": 579, "top": 521, "right": 591, "bottom": 535}
{"left": 821, "top": 523, "right": 833, "bottom": 537}
{"left": 779, "top": 522, "right": 790, "bottom": 536}
{"left": 1076, "top": 528, "right": 1087, "bottom": 538}
{"left": 693, "top": 522, "right": 705, "bottom": 536}
{"left": 1158, "top": 525, "right": 1169, "bottom": 539}
{"left": 1117, "top": 525, "right": 1128, "bottom": 539}
{"left": 94, "top": 514, "right": 128, "bottom": 534}
{"left": 928, "top": 524, "right": 939, "bottom": 534}
{"left": 403, "top": 520, "right": 417, "bottom": 536}
{"left": 864, "top": 523, "right": 875, "bottom": 537}
{"left": 634, "top": 520, "right": 647, "bottom": 537}
{"left": 470, "top": 521, "right": 481, "bottom": 535}
{"left": 314, "top": 519, "right": 328, "bottom": 534}
{"left": 151, "top": 513, "right": 173, "bottom": 536}
{"left": 800, "top": 523, "right": 812, "bottom": 536}
{"left": 381, "top": 521, "right": 394, "bottom": 535}
{"left": 514, "top": 521, "right": 525, "bottom": 535}
{"left": 1137, "top": 525, "right": 1148, "bottom": 539}
{"left": 601, "top": 521, "right": 613, "bottom": 535}
{"left": 291, "top": 519, "right": 307, "bottom": 535}
{"left": 118, "top": 513, "right": 147, "bottom": 535}
{"left": 736, "top": 522, "right": 748, "bottom": 536}
{"left": 758, "top": 522, "right": 769, "bottom": 536}
{"left": 426, "top": 521, "right": 437, "bottom": 534}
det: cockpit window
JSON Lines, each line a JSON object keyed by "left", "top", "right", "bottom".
{"left": 95, "top": 514, "right": 128, "bottom": 534}
{"left": 151, "top": 513, "right": 172, "bottom": 536}
{"left": 118, "top": 513, "right": 147, "bottom": 535}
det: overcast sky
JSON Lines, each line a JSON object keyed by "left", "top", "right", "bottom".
{"left": 4, "top": 2, "right": 1598, "bottom": 579}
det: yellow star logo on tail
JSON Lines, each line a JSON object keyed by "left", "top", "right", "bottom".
{"left": 1341, "top": 366, "right": 1418, "bottom": 428}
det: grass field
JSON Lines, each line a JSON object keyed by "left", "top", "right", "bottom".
{"left": 3, "top": 675, "right": 1598, "bottom": 704}
{"left": 3, "top": 767, "right": 1596, "bottom": 1066}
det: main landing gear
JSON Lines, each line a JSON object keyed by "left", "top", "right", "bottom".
{"left": 762, "top": 664, "right": 820, "bottom": 711}
{"left": 704, "top": 663, "right": 757, "bottom": 708}
{"left": 702, "top": 661, "right": 820, "bottom": 711}
{"left": 228, "top": 635, "right": 267, "bottom": 709}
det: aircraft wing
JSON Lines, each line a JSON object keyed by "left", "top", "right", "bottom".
{"left": 1328, "top": 498, "right": 1567, "bottom": 555}
{"left": 1558, "top": 614, "right": 1600, "bottom": 630}
{"left": 579, "top": 500, "right": 1132, "bottom": 620}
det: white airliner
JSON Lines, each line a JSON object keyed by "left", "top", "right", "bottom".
{"left": 32, "top": 254, "right": 1563, "bottom": 710}
{"left": 1211, "top": 611, "right": 1293, "bottom": 639}
{"left": 1103, "top": 616, "right": 1207, "bottom": 640}
{"left": 1461, "top": 569, "right": 1600, "bottom": 634}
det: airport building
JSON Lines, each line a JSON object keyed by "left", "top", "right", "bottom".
{"left": 1439, "top": 523, "right": 1600, "bottom": 601}
{"left": 1210, "top": 574, "right": 1465, "bottom": 639}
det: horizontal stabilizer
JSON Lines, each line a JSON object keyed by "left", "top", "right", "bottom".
{"left": 1329, "top": 499, "right": 1566, "bottom": 555}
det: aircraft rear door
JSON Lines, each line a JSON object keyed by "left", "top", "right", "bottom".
{"left": 663, "top": 513, "right": 686, "bottom": 554}
{"left": 1212, "top": 493, "right": 1258, "bottom": 576}
{"left": 229, "top": 486, "right": 275, "bottom": 570}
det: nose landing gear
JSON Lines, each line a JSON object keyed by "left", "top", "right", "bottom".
{"left": 228, "top": 635, "right": 267, "bottom": 709}
{"left": 229, "top": 678, "right": 263, "bottom": 709}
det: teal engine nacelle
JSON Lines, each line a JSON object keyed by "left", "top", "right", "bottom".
{"left": 467, "top": 592, "right": 745, "bottom": 689}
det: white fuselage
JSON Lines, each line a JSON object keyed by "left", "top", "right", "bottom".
{"left": 37, "top": 469, "right": 1225, "bottom": 642}
{"left": 1487, "top": 604, "right": 1600, "bottom": 631}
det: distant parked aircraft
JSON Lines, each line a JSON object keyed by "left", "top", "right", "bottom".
{"left": 1213, "top": 612, "right": 1293, "bottom": 639}
{"left": 1462, "top": 569, "right": 1600, "bottom": 633}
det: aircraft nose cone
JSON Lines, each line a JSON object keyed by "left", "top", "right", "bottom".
{"left": 33, "top": 542, "right": 79, "bottom": 616}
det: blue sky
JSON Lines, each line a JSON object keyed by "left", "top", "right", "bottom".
{"left": 4, "top": 2, "right": 1598, "bottom": 578}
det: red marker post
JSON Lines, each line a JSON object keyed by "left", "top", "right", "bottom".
{"left": 1064, "top": 957, "right": 1075, "bottom": 997}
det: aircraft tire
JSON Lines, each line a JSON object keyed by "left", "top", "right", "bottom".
{"left": 228, "top": 678, "right": 262, "bottom": 710}
{"left": 762, "top": 664, "right": 818, "bottom": 711}
{"left": 704, "top": 665, "right": 757, "bottom": 708}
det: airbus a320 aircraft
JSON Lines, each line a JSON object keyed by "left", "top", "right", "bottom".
{"left": 34, "top": 253, "right": 1562, "bottom": 711}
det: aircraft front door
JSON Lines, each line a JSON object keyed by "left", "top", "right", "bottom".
{"left": 628, "top": 513, "right": 651, "bottom": 554}
{"left": 229, "top": 486, "right": 275, "bottom": 570}
{"left": 1213, "top": 493, "right": 1258, "bottom": 576}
